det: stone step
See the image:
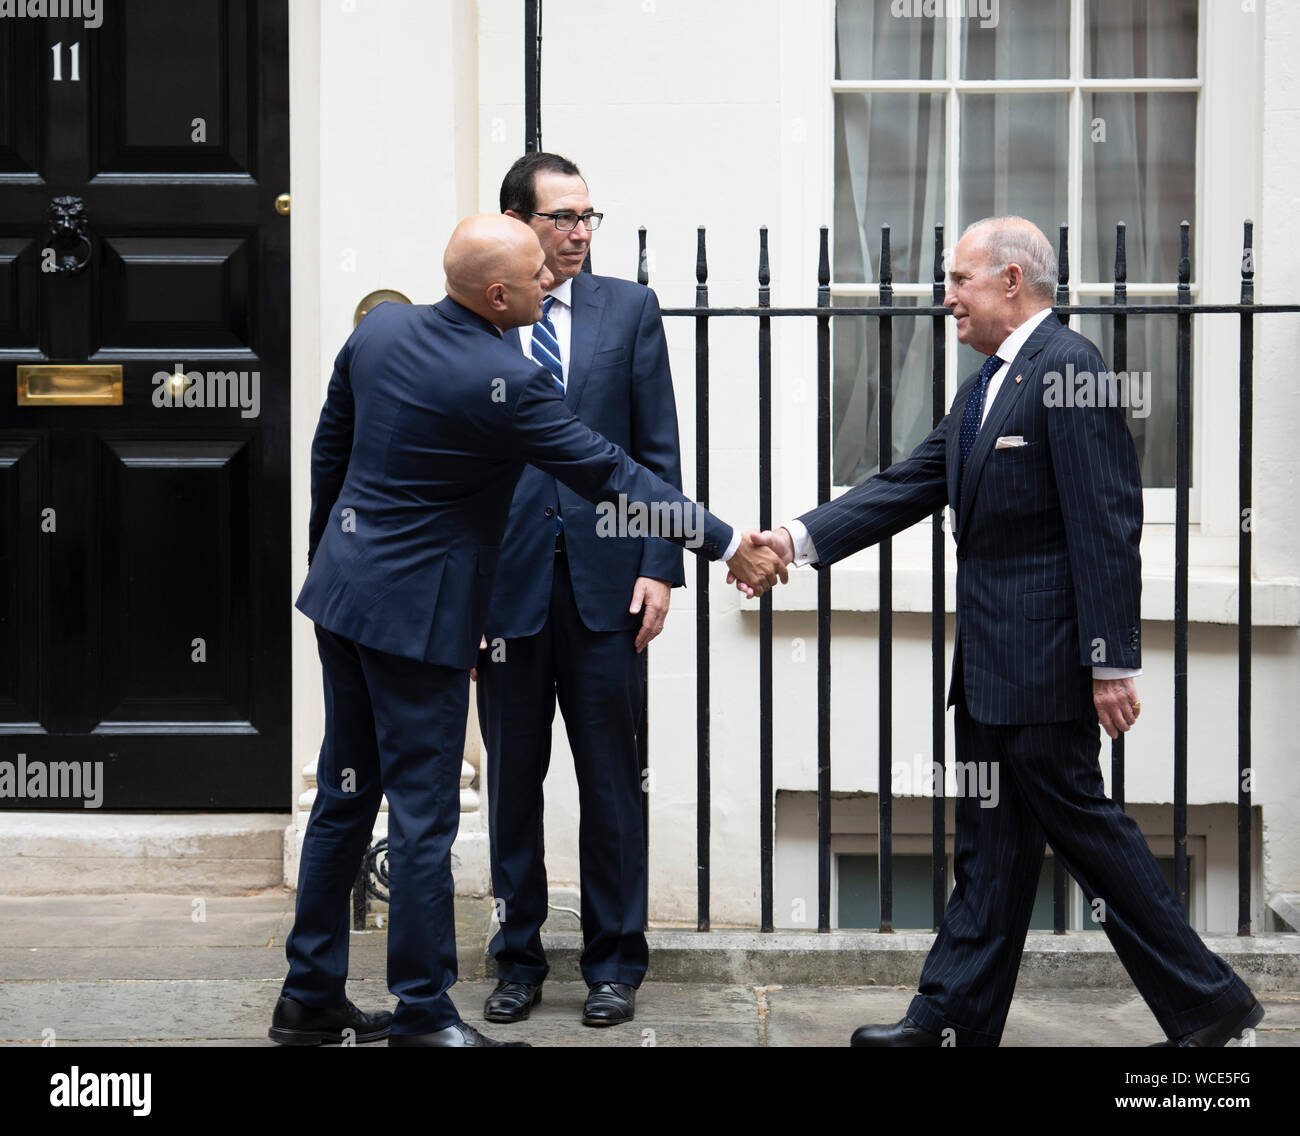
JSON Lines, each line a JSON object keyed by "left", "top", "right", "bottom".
{"left": 296, "top": 783, "right": 480, "bottom": 814}
{"left": 0, "top": 813, "right": 289, "bottom": 896}
{"left": 300, "top": 757, "right": 478, "bottom": 791}
{"left": 298, "top": 756, "right": 479, "bottom": 811}
{"left": 507, "top": 927, "right": 1300, "bottom": 990}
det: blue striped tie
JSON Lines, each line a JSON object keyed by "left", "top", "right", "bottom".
{"left": 532, "top": 295, "right": 564, "bottom": 535}
{"left": 531, "top": 295, "right": 565, "bottom": 394}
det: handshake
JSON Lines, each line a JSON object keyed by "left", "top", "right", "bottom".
{"left": 723, "top": 528, "right": 798, "bottom": 599}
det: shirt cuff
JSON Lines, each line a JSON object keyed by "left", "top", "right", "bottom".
{"left": 784, "top": 519, "right": 818, "bottom": 567}
{"left": 721, "top": 527, "right": 741, "bottom": 562}
{"left": 1092, "top": 667, "right": 1142, "bottom": 679}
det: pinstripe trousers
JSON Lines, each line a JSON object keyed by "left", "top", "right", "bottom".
{"left": 905, "top": 680, "right": 1251, "bottom": 1047}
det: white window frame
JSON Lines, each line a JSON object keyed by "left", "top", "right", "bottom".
{"left": 771, "top": 0, "right": 1267, "bottom": 620}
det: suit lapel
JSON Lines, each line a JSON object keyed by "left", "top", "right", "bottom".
{"left": 946, "top": 373, "right": 972, "bottom": 517}
{"left": 505, "top": 326, "right": 523, "bottom": 354}
{"left": 956, "top": 315, "right": 1063, "bottom": 542}
{"left": 564, "top": 272, "right": 605, "bottom": 410}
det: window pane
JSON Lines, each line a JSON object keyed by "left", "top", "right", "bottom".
{"left": 1078, "top": 294, "right": 1188, "bottom": 489}
{"left": 1082, "top": 92, "right": 1196, "bottom": 281}
{"left": 834, "top": 93, "right": 946, "bottom": 283}
{"left": 1085, "top": 0, "right": 1197, "bottom": 78}
{"left": 837, "top": 854, "right": 938, "bottom": 929}
{"left": 962, "top": 0, "right": 1070, "bottom": 79}
{"left": 833, "top": 296, "right": 936, "bottom": 486}
{"left": 1026, "top": 859, "right": 1060, "bottom": 930}
{"left": 1078, "top": 857, "right": 1179, "bottom": 928}
{"left": 835, "top": 1, "right": 945, "bottom": 80}
{"left": 959, "top": 93, "right": 1068, "bottom": 245}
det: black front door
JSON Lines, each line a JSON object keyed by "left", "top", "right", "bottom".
{"left": 0, "top": 0, "right": 290, "bottom": 809}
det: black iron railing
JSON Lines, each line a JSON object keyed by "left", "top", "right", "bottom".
{"left": 349, "top": 219, "right": 1294, "bottom": 938}
{"left": 645, "top": 218, "right": 1298, "bottom": 937}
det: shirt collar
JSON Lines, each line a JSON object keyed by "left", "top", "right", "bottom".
{"left": 545, "top": 275, "right": 575, "bottom": 309}
{"left": 993, "top": 306, "right": 1053, "bottom": 365}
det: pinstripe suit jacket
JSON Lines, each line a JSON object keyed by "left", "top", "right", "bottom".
{"left": 798, "top": 314, "right": 1142, "bottom": 724}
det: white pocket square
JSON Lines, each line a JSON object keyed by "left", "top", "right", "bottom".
{"left": 995, "top": 435, "right": 1027, "bottom": 449}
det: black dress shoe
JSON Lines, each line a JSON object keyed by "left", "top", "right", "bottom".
{"left": 850, "top": 1016, "right": 943, "bottom": 1047}
{"left": 1149, "top": 996, "right": 1264, "bottom": 1047}
{"left": 483, "top": 980, "right": 543, "bottom": 1023}
{"left": 267, "top": 995, "right": 392, "bottom": 1046}
{"left": 582, "top": 982, "right": 635, "bottom": 1027}
{"left": 389, "top": 1021, "right": 530, "bottom": 1047}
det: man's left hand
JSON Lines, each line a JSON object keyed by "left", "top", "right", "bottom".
{"left": 630, "top": 577, "right": 672, "bottom": 653}
{"left": 1094, "top": 677, "right": 1140, "bottom": 739}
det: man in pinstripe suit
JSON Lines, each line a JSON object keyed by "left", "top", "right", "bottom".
{"left": 751, "top": 217, "right": 1262, "bottom": 1047}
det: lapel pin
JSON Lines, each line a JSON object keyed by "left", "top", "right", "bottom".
{"left": 1014, "top": 373, "right": 1023, "bottom": 384}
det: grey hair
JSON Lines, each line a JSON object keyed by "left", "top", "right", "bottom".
{"left": 962, "top": 217, "right": 1058, "bottom": 300}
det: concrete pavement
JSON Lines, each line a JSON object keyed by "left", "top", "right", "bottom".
{"left": 1, "top": 890, "right": 1296, "bottom": 1047}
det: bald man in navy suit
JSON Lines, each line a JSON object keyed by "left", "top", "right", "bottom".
{"left": 755, "top": 217, "right": 1261, "bottom": 1048}
{"left": 270, "top": 215, "right": 785, "bottom": 1048}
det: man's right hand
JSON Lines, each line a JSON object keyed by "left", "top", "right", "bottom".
{"left": 751, "top": 527, "right": 795, "bottom": 567}
{"left": 725, "top": 530, "right": 789, "bottom": 598}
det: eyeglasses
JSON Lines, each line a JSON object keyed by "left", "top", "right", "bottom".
{"left": 526, "top": 211, "right": 604, "bottom": 232}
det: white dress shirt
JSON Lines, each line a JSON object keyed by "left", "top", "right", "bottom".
{"left": 782, "top": 306, "right": 1138, "bottom": 679}
{"left": 521, "top": 274, "right": 740, "bottom": 561}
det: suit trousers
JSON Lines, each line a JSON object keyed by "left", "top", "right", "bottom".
{"left": 477, "top": 549, "right": 649, "bottom": 988}
{"left": 282, "top": 625, "right": 468, "bottom": 1035}
{"left": 907, "top": 681, "right": 1251, "bottom": 1046}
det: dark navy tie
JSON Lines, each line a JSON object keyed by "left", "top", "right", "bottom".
{"left": 959, "top": 353, "right": 1003, "bottom": 472}
{"left": 531, "top": 295, "right": 565, "bottom": 394}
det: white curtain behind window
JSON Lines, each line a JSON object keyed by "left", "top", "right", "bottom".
{"left": 833, "top": 9, "right": 945, "bottom": 483}
{"left": 832, "top": 0, "right": 1196, "bottom": 487}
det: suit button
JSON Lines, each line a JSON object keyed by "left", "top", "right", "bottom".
{"left": 543, "top": 506, "right": 554, "bottom": 519}
{"left": 957, "top": 550, "right": 967, "bottom": 562}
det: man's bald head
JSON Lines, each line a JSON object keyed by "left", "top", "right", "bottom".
{"left": 444, "top": 214, "right": 553, "bottom": 330}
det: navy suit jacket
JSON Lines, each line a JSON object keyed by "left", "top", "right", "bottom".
{"left": 799, "top": 314, "right": 1142, "bottom": 724}
{"left": 296, "top": 298, "right": 730, "bottom": 670}
{"left": 484, "top": 273, "right": 685, "bottom": 640}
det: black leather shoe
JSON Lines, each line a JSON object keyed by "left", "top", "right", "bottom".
{"left": 389, "top": 1021, "right": 530, "bottom": 1047}
{"left": 850, "top": 1016, "right": 943, "bottom": 1047}
{"left": 582, "top": 982, "right": 635, "bottom": 1027}
{"left": 1149, "top": 997, "right": 1264, "bottom": 1047}
{"left": 484, "top": 980, "right": 543, "bottom": 1023}
{"left": 267, "top": 995, "right": 392, "bottom": 1046}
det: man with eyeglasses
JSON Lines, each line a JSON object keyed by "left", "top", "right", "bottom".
{"left": 474, "top": 152, "right": 683, "bottom": 1030}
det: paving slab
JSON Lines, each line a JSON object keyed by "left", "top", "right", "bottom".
{"left": 763, "top": 985, "right": 1300, "bottom": 1047}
